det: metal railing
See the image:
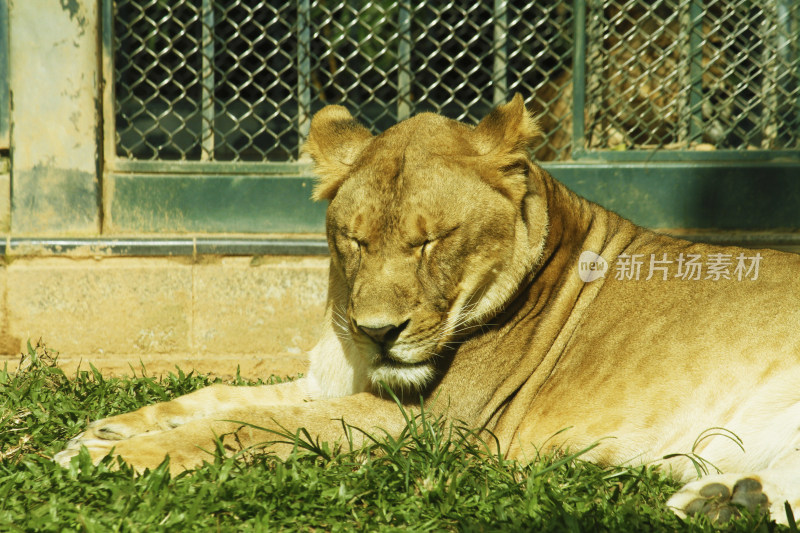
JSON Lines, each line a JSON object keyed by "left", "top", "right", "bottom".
{"left": 111, "top": 0, "right": 798, "bottom": 164}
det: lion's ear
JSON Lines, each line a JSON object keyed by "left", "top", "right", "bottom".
{"left": 472, "top": 94, "right": 541, "bottom": 204}
{"left": 303, "top": 106, "right": 373, "bottom": 201}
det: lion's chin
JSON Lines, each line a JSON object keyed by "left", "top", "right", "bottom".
{"left": 369, "top": 362, "right": 434, "bottom": 392}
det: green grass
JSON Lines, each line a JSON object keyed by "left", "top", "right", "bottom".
{"left": 0, "top": 342, "right": 788, "bottom": 532}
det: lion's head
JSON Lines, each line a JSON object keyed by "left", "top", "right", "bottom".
{"left": 304, "top": 95, "right": 549, "bottom": 391}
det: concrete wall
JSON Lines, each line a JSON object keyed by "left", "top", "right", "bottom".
{"left": 0, "top": 255, "right": 327, "bottom": 378}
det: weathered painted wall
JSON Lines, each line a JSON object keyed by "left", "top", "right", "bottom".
{"left": 8, "top": 0, "right": 100, "bottom": 234}
{"left": 0, "top": 0, "right": 9, "bottom": 150}
{"left": 1, "top": 0, "right": 9, "bottom": 232}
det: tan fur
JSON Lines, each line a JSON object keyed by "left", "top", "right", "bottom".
{"left": 55, "top": 97, "right": 800, "bottom": 524}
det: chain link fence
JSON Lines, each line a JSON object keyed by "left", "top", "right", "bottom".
{"left": 112, "top": 0, "right": 798, "bottom": 163}
{"left": 584, "top": 0, "right": 799, "bottom": 151}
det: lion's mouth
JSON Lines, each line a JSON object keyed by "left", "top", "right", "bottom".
{"left": 377, "top": 348, "right": 427, "bottom": 368}
{"left": 369, "top": 350, "right": 436, "bottom": 391}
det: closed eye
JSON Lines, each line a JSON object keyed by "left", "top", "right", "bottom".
{"left": 338, "top": 231, "right": 365, "bottom": 254}
{"left": 416, "top": 238, "right": 439, "bottom": 259}
{"left": 412, "top": 225, "right": 460, "bottom": 256}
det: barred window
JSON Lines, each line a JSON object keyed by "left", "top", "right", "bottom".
{"left": 112, "top": 0, "right": 798, "bottom": 163}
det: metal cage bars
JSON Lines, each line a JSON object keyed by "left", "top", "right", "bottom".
{"left": 108, "top": 0, "right": 576, "bottom": 163}
{"left": 574, "top": 0, "right": 800, "bottom": 160}
{"left": 108, "top": 0, "right": 799, "bottom": 165}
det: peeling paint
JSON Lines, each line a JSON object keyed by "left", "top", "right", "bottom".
{"left": 69, "top": 110, "right": 82, "bottom": 133}
{"left": 59, "top": 0, "right": 80, "bottom": 18}
{"left": 59, "top": 0, "right": 86, "bottom": 33}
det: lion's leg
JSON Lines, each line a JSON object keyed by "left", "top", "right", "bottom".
{"left": 58, "top": 417, "right": 292, "bottom": 474}
{"left": 65, "top": 379, "right": 315, "bottom": 443}
{"left": 54, "top": 393, "right": 409, "bottom": 474}
{"left": 67, "top": 319, "right": 356, "bottom": 445}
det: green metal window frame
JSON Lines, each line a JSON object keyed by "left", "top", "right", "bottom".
{"left": 102, "top": 0, "right": 326, "bottom": 234}
{"left": 101, "top": 0, "right": 800, "bottom": 238}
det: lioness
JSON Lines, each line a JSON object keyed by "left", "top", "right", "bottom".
{"left": 56, "top": 95, "right": 800, "bottom": 524}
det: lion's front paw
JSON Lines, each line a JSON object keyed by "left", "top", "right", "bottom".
{"left": 54, "top": 431, "right": 198, "bottom": 474}
{"left": 53, "top": 409, "right": 173, "bottom": 470}
{"left": 53, "top": 436, "right": 121, "bottom": 468}
{"left": 668, "top": 474, "right": 777, "bottom": 524}
{"left": 53, "top": 417, "right": 224, "bottom": 474}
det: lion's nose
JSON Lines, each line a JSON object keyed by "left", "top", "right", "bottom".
{"left": 356, "top": 320, "right": 409, "bottom": 345}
